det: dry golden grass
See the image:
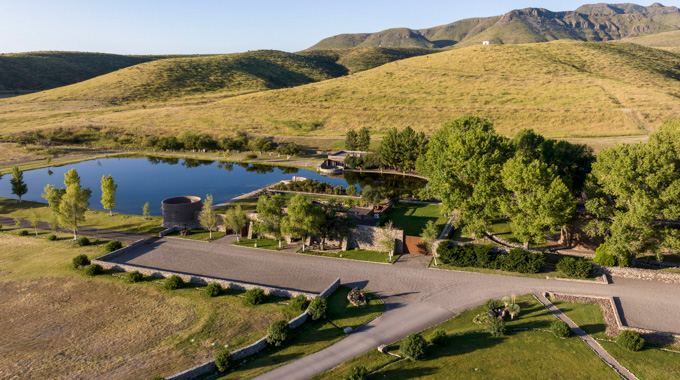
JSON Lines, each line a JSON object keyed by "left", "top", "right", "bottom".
{"left": 0, "top": 233, "right": 296, "bottom": 379}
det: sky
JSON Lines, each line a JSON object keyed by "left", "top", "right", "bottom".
{"left": 2, "top": 0, "right": 679, "bottom": 55}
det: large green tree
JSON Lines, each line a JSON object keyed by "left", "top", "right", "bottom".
{"left": 43, "top": 169, "right": 92, "bottom": 240}
{"left": 255, "top": 194, "right": 286, "bottom": 248}
{"left": 501, "top": 157, "right": 575, "bottom": 247}
{"left": 198, "top": 194, "right": 220, "bottom": 240}
{"left": 586, "top": 123, "right": 680, "bottom": 265}
{"left": 380, "top": 128, "right": 401, "bottom": 170}
{"left": 224, "top": 205, "right": 248, "bottom": 242}
{"left": 317, "top": 202, "right": 354, "bottom": 251}
{"left": 281, "top": 194, "right": 323, "bottom": 252}
{"left": 10, "top": 166, "right": 27, "bottom": 202}
{"left": 100, "top": 174, "right": 117, "bottom": 216}
{"left": 357, "top": 127, "right": 371, "bottom": 151}
{"left": 345, "top": 129, "right": 359, "bottom": 150}
{"left": 417, "top": 116, "right": 512, "bottom": 238}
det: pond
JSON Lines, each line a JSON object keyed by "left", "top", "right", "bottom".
{"left": 0, "top": 156, "right": 426, "bottom": 216}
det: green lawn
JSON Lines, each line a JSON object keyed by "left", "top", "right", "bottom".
{"left": 315, "top": 294, "right": 618, "bottom": 379}
{"left": 233, "top": 238, "right": 286, "bottom": 250}
{"left": 550, "top": 299, "right": 680, "bottom": 380}
{"left": 300, "top": 249, "right": 397, "bottom": 264}
{"left": 453, "top": 219, "right": 550, "bottom": 249}
{"left": 0, "top": 197, "right": 164, "bottom": 235}
{"left": 386, "top": 203, "right": 447, "bottom": 237}
{"left": 166, "top": 228, "right": 226, "bottom": 241}
{"left": 219, "top": 286, "right": 384, "bottom": 379}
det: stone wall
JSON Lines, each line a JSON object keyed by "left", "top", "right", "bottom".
{"left": 595, "top": 264, "right": 680, "bottom": 285}
{"left": 94, "top": 238, "right": 151, "bottom": 262}
{"left": 159, "top": 226, "right": 179, "bottom": 237}
{"left": 346, "top": 225, "right": 404, "bottom": 254}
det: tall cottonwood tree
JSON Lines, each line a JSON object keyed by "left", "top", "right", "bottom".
{"left": 100, "top": 175, "right": 117, "bottom": 216}
{"left": 281, "top": 194, "right": 322, "bottom": 252}
{"left": 255, "top": 194, "right": 286, "bottom": 248}
{"left": 224, "top": 205, "right": 248, "bottom": 242}
{"left": 198, "top": 194, "right": 220, "bottom": 240}
{"left": 43, "top": 169, "right": 92, "bottom": 240}
{"left": 10, "top": 166, "right": 27, "bottom": 202}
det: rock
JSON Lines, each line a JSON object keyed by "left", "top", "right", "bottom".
{"left": 343, "top": 327, "right": 353, "bottom": 334}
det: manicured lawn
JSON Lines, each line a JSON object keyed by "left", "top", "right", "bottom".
{"left": 300, "top": 249, "right": 397, "bottom": 264}
{"left": 551, "top": 299, "right": 680, "bottom": 380}
{"left": 0, "top": 232, "right": 296, "bottom": 379}
{"left": 0, "top": 197, "right": 164, "bottom": 235}
{"left": 233, "top": 238, "right": 286, "bottom": 250}
{"left": 166, "top": 228, "right": 226, "bottom": 241}
{"left": 315, "top": 294, "right": 618, "bottom": 379}
{"left": 386, "top": 203, "right": 448, "bottom": 236}
{"left": 219, "top": 286, "right": 384, "bottom": 379}
{"left": 432, "top": 262, "right": 570, "bottom": 280}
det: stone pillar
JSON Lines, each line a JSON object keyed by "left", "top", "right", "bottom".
{"left": 248, "top": 222, "right": 253, "bottom": 239}
{"left": 341, "top": 237, "right": 348, "bottom": 251}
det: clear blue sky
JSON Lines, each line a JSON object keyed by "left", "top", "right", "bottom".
{"left": 1, "top": 0, "right": 679, "bottom": 55}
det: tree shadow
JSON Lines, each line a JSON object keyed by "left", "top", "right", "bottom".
{"left": 370, "top": 366, "right": 438, "bottom": 379}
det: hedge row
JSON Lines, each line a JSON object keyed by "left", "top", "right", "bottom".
{"left": 437, "top": 242, "right": 545, "bottom": 274}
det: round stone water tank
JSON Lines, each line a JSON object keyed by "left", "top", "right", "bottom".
{"left": 161, "top": 196, "right": 202, "bottom": 228}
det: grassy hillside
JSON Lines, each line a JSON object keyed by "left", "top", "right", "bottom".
{"left": 0, "top": 52, "right": 154, "bottom": 92}
{"left": 0, "top": 41, "right": 678, "bottom": 140}
{"left": 619, "top": 30, "right": 680, "bottom": 54}
{"left": 301, "top": 47, "right": 438, "bottom": 74}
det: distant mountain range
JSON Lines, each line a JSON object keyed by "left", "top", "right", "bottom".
{"left": 308, "top": 3, "right": 680, "bottom": 50}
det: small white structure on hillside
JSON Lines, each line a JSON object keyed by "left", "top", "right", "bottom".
{"left": 482, "top": 41, "right": 490, "bottom": 45}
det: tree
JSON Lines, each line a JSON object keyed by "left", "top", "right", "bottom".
{"left": 308, "top": 297, "right": 328, "bottom": 320}
{"left": 43, "top": 169, "right": 91, "bottom": 240}
{"left": 142, "top": 202, "right": 150, "bottom": 220}
{"left": 281, "top": 194, "right": 322, "bottom": 252}
{"left": 381, "top": 221, "right": 397, "bottom": 261}
{"left": 357, "top": 127, "right": 371, "bottom": 151}
{"left": 266, "top": 320, "right": 290, "bottom": 346}
{"left": 276, "top": 142, "right": 301, "bottom": 159}
{"left": 47, "top": 210, "right": 61, "bottom": 237}
{"left": 345, "top": 129, "right": 358, "bottom": 150}
{"left": 346, "top": 185, "right": 358, "bottom": 196}
{"left": 29, "top": 210, "right": 40, "bottom": 236}
{"left": 10, "top": 166, "right": 27, "bottom": 202}
{"left": 198, "top": 194, "right": 220, "bottom": 240}
{"left": 501, "top": 157, "right": 575, "bottom": 248}
{"left": 380, "top": 128, "right": 401, "bottom": 170}
{"left": 100, "top": 175, "right": 117, "bottom": 216}
{"left": 255, "top": 194, "right": 286, "bottom": 248}
{"left": 214, "top": 349, "right": 233, "bottom": 372}
{"left": 361, "top": 185, "right": 383, "bottom": 206}
{"left": 420, "top": 220, "right": 440, "bottom": 265}
{"left": 417, "top": 116, "right": 512, "bottom": 238}
{"left": 401, "top": 333, "right": 426, "bottom": 361}
{"left": 224, "top": 205, "right": 248, "bottom": 242}
{"left": 318, "top": 203, "right": 354, "bottom": 251}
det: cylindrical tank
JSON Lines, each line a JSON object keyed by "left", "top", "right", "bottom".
{"left": 161, "top": 196, "right": 202, "bottom": 228}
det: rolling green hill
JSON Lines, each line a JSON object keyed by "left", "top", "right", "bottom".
{"left": 300, "top": 47, "right": 437, "bottom": 74}
{"left": 619, "top": 29, "right": 680, "bottom": 53}
{"left": 1, "top": 41, "right": 677, "bottom": 140}
{"left": 308, "top": 3, "right": 680, "bottom": 50}
{"left": 0, "top": 52, "right": 154, "bottom": 92}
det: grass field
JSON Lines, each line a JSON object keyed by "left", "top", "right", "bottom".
{"left": 315, "top": 294, "right": 619, "bottom": 379}
{"left": 166, "top": 228, "right": 226, "bottom": 241}
{"left": 0, "top": 232, "right": 300, "bottom": 379}
{"left": 219, "top": 286, "right": 384, "bottom": 379}
{"left": 300, "top": 249, "right": 396, "bottom": 264}
{"left": 551, "top": 299, "right": 680, "bottom": 379}
{"left": 234, "top": 237, "right": 286, "bottom": 250}
{"left": 387, "top": 202, "right": 447, "bottom": 236}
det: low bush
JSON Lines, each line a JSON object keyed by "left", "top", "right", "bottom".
{"left": 18, "top": 229, "right": 29, "bottom": 236}
{"left": 617, "top": 330, "right": 645, "bottom": 351}
{"left": 401, "top": 333, "right": 427, "bottom": 361}
{"left": 266, "top": 320, "right": 290, "bottom": 346}
{"left": 244, "top": 287, "right": 265, "bottom": 305}
{"left": 128, "top": 270, "right": 143, "bottom": 283}
{"left": 487, "top": 318, "right": 506, "bottom": 337}
{"left": 214, "top": 348, "right": 233, "bottom": 372}
{"left": 103, "top": 240, "right": 123, "bottom": 253}
{"left": 165, "top": 275, "right": 184, "bottom": 290}
{"left": 245, "top": 153, "right": 258, "bottom": 159}
{"left": 344, "top": 365, "right": 368, "bottom": 380}
{"left": 76, "top": 236, "right": 90, "bottom": 246}
{"left": 72, "top": 254, "right": 90, "bottom": 268}
{"left": 205, "top": 282, "right": 222, "bottom": 297}
{"left": 556, "top": 257, "right": 594, "bottom": 279}
{"left": 551, "top": 320, "right": 571, "bottom": 338}
{"left": 430, "top": 329, "right": 447, "bottom": 346}
{"left": 308, "top": 297, "right": 328, "bottom": 320}
{"left": 47, "top": 234, "right": 57, "bottom": 241}
{"left": 594, "top": 243, "right": 617, "bottom": 266}
{"left": 84, "top": 264, "right": 103, "bottom": 276}
{"left": 289, "top": 294, "right": 309, "bottom": 312}
{"left": 501, "top": 249, "right": 545, "bottom": 274}
{"left": 438, "top": 243, "right": 544, "bottom": 274}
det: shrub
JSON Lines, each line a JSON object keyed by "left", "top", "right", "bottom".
{"left": 245, "top": 153, "right": 258, "bottom": 159}
{"left": 72, "top": 254, "right": 90, "bottom": 268}
{"left": 401, "top": 333, "right": 427, "bottom": 361}
{"left": 244, "top": 287, "right": 265, "bottom": 305}
{"left": 500, "top": 249, "right": 545, "bottom": 273}
{"left": 84, "top": 264, "right": 103, "bottom": 276}
{"left": 103, "top": 240, "right": 123, "bottom": 253}
{"left": 266, "top": 320, "right": 290, "bottom": 346}
{"left": 344, "top": 365, "right": 368, "bottom": 380}
{"left": 289, "top": 294, "right": 309, "bottom": 312}
{"left": 430, "top": 329, "right": 447, "bottom": 346}
{"left": 594, "top": 243, "right": 617, "bottom": 267}
{"left": 487, "top": 318, "right": 506, "bottom": 337}
{"left": 47, "top": 234, "right": 57, "bottom": 241}
{"left": 617, "top": 330, "right": 645, "bottom": 351}
{"left": 556, "top": 257, "right": 594, "bottom": 279}
{"left": 165, "top": 275, "right": 184, "bottom": 290}
{"left": 474, "top": 245, "right": 499, "bottom": 269}
{"left": 76, "top": 236, "right": 90, "bottom": 246}
{"left": 18, "top": 229, "right": 29, "bottom": 236}
{"left": 128, "top": 270, "right": 143, "bottom": 283}
{"left": 551, "top": 320, "right": 571, "bottom": 338}
{"left": 308, "top": 297, "right": 328, "bottom": 320}
{"left": 205, "top": 282, "right": 222, "bottom": 297}
{"left": 214, "top": 348, "right": 233, "bottom": 372}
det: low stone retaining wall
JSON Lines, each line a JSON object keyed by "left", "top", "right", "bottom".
{"left": 159, "top": 226, "right": 179, "bottom": 237}
{"left": 347, "top": 224, "right": 404, "bottom": 254}
{"left": 595, "top": 264, "right": 680, "bottom": 285}
{"left": 94, "top": 238, "right": 151, "bottom": 262}
{"left": 165, "top": 278, "right": 341, "bottom": 380}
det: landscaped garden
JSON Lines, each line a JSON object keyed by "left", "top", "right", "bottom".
{"left": 234, "top": 237, "right": 287, "bottom": 250}
{"left": 300, "top": 249, "right": 397, "bottom": 264}
{"left": 386, "top": 202, "right": 447, "bottom": 236}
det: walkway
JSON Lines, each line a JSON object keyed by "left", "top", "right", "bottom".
{"left": 0, "top": 216, "right": 151, "bottom": 243}
{"left": 535, "top": 293, "right": 638, "bottom": 380}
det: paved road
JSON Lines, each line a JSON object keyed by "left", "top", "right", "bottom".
{"left": 109, "top": 236, "right": 680, "bottom": 379}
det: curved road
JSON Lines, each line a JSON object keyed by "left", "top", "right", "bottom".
{"left": 109, "top": 237, "right": 680, "bottom": 379}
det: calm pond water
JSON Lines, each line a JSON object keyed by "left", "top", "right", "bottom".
{"left": 0, "top": 156, "right": 426, "bottom": 216}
